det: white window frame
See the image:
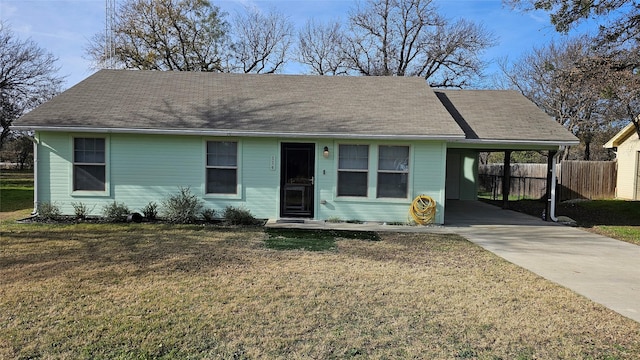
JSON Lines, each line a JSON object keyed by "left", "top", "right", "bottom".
{"left": 71, "top": 136, "right": 109, "bottom": 196}
{"left": 376, "top": 145, "right": 410, "bottom": 199}
{"left": 337, "top": 144, "right": 369, "bottom": 197}
{"left": 205, "top": 140, "right": 240, "bottom": 196}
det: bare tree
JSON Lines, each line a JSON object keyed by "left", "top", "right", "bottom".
{"left": 85, "top": 0, "right": 227, "bottom": 71}
{"left": 343, "top": 0, "right": 496, "bottom": 87}
{"left": 298, "top": 19, "right": 348, "bottom": 75}
{"left": 0, "top": 23, "right": 63, "bottom": 147}
{"left": 505, "top": 0, "right": 640, "bottom": 138}
{"left": 504, "top": 0, "right": 640, "bottom": 44}
{"left": 498, "top": 37, "right": 618, "bottom": 160}
{"left": 568, "top": 48, "right": 640, "bottom": 138}
{"left": 227, "top": 7, "right": 294, "bottom": 74}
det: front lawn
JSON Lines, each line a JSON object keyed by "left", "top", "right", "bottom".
{"left": 1, "top": 223, "right": 639, "bottom": 359}
{"left": 0, "top": 170, "right": 33, "bottom": 214}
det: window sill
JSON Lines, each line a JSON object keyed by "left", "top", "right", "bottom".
{"left": 203, "top": 193, "right": 242, "bottom": 200}
{"left": 71, "top": 190, "right": 110, "bottom": 197}
{"left": 333, "top": 196, "right": 409, "bottom": 204}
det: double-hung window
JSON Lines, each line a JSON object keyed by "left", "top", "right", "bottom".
{"left": 337, "top": 144, "right": 368, "bottom": 197}
{"left": 377, "top": 145, "right": 409, "bottom": 198}
{"left": 73, "top": 137, "right": 106, "bottom": 191}
{"left": 206, "top": 141, "right": 238, "bottom": 194}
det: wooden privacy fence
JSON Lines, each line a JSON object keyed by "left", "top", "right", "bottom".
{"left": 478, "top": 161, "right": 616, "bottom": 201}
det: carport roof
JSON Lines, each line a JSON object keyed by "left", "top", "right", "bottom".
{"left": 435, "top": 90, "right": 579, "bottom": 147}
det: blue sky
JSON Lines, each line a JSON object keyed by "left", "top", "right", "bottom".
{"left": 0, "top": 0, "right": 599, "bottom": 89}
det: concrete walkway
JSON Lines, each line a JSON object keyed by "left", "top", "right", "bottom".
{"left": 267, "top": 201, "right": 640, "bottom": 323}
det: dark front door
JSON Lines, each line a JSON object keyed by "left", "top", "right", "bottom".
{"left": 280, "top": 143, "right": 315, "bottom": 218}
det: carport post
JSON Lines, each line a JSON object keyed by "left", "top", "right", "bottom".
{"left": 502, "top": 150, "right": 511, "bottom": 209}
{"left": 545, "top": 150, "right": 557, "bottom": 221}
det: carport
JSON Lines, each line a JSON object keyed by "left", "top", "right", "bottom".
{"left": 435, "top": 90, "right": 578, "bottom": 223}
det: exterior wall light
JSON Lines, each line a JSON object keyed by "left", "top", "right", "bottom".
{"left": 323, "top": 146, "right": 330, "bottom": 158}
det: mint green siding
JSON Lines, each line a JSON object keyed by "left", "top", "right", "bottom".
{"left": 446, "top": 149, "right": 478, "bottom": 201}
{"left": 36, "top": 132, "right": 448, "bottom": 224}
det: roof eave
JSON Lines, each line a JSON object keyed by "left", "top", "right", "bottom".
{"left": 14, "top": 125, "right": 466, "bottom": 141}
{"left": 604, "top": 122, "right": 637, "bottom": 148}
{"left": 450, "top": 138, "right": 580, "bottom": 148}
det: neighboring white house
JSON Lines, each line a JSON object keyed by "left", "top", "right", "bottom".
{"left": 604, "top": 122, "right": 640, "bottom": 200}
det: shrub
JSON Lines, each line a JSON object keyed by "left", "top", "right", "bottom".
{"left": 201, "top": 208, "right": 217, "bottom": 222}
{"left": 223, "top": 205, "right": 257, "bottom": 225}
{"left": 37, "top": 202, "right": 61, "bottom": 220}
{"left": 102, "top": 201, "right": 130, "bottom": 222}
{"left": 141, "top": 201, "right": 158, "bottom": 221}
{"left": 161, "top": 187, "right": 203, "bottom": 224}
{"left": 71, "top": 201, "right": 92, "bottom": 219}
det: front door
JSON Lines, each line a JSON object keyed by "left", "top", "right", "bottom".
{"left": 280, "top": 143, "right": 315, "bottom": 218}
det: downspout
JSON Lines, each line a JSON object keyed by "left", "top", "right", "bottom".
{"left": 28, "top": 133, "right": 38, "bottom": 215}
{"left": 549, "top": 147, "right": 564, "bottom": 222}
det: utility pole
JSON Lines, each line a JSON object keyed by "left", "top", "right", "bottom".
{"left": 105, "top": 0, "right": 116, "bottom": 69}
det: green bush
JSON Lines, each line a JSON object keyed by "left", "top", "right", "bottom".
{"left": 37, "top": 202, "right": 61, "bottom": 220}
{"left": 161, "top": 187, "right": 203, "bottom": 224}
{"left": 102, "top": 201, "right": 130, "bottom": 222}
{"left": 201, "top": 208, "right": 217, "bottom": 222}
{"left": 141, "top": 201, "right": 159, "bottom": 221}
{"left": 223, "top": 205, "right": 257, "bottom": 225}
{"left": 71, "top": 201, "right": 92, "bottom": 219}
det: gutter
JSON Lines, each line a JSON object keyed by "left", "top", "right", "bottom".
{"left": 10, "top": 126, "right": 467, "bottom": 142}
{"left": 21, "top": 133, "right": 39, "bottom": 215}
{"left": 450, "top": 138, "right": 580, "bottom": 148}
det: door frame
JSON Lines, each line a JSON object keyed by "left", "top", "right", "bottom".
{"left": 280, "top": 142, "right": 316, "bottom": 218}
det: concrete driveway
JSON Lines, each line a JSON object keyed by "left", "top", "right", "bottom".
{"left": 446, "top": 201, "right": 640, "bottom": 323}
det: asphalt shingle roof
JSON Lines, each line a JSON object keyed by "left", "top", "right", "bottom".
{"left": 14, "top": 70, "right": 578, "bottom": 145}
{"left": 435, "top": 89, "right": 578, "bottom": 143}
{"left": 15, "top": 70, "right": 463, "bottom": 139}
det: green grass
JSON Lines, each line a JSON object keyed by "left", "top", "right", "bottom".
{"left": 0, "top": 170, "right": 34, "bottom": 212}
{"left": 1, "top": 224, "right": 639, "bottom": 359}
{"left": 593, "top": 226, "right": 640, "bottom": 245}
{"left": 264, "top": 228, "right": 379, "bottom": 251}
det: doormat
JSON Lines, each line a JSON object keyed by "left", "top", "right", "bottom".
{"left": 275, "top": 219, "right": 306, "bottom": 224}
